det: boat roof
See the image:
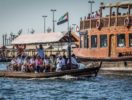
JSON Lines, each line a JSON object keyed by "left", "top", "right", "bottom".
{"left": 11, "top": 32, "right": 79, "bottom": 45}
{"left": 103, "top": 1, "right": 132, "bottom": 8}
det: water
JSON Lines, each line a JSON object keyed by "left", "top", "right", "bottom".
{"left": 0, "top": 63, "right": 132, "bottom": 100}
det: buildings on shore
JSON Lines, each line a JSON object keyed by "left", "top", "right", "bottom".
{"left": 0, "top": 32, "right": 79, "bottom": 59}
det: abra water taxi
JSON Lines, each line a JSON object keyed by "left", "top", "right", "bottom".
{"left": 0, "top": 65, "right": 101, "bottom": 78}
{"left": 0, "top": 32, "right": 101, "bottom": 78}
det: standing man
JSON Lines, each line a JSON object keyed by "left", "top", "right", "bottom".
{"left": 36, "top": 44, "right": 45, "bottom": 59}
{"left": 15, "top": 44, "right": 26, "bottom": 56}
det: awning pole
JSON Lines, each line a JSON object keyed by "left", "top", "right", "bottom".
{"left": 67, "top": 13, "right": 72, "bottom": 68}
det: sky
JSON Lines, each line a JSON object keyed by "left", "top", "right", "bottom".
{"left": 0, "top": 0, "right": 126, "bottom": 44}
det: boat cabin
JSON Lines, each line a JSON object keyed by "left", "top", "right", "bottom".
{"left": 73, "top": 1, "right": 132, "bottom": 60}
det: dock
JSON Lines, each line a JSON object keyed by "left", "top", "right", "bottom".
{"left": 99, "top": 67, "right": 132, "bottom": 76}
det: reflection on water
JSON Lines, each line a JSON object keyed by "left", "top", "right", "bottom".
{"left": 0, "top": 63, "right": 132, "bottom": 100}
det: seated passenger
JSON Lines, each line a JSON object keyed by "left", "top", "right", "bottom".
{"left": 29, "top": 56, "right": 36, "bottom": 72}
{"left": 35, "top": 56, "right": 43, "bottom": 73}
{"left": 67, "top": 54, "right": 79, "bottom": 69}
{"left": 49, "top": 55, "right": 56, "bottom": 72}
{"left": 56, "top": 56, "right": 63, "bottom": 72}
{"left": 8, "top": 56, "right": 17, "bottom": 71}
{"left": 112, "top": 11, "right": 115, "bottom": 16}
{"left": 21, "top": 56, "right": 30, "bottom": 72}
{"left": 61, "top": 55, "right": 67, "bottom": 70}
{"left": 43, "top": 56, "right": 51, "bottom": 72}
{"left": 26, "top": 56, "right": 34, "bottom": 72}
{"left": 16, "top": 55, "right": 23, "bottom": 71}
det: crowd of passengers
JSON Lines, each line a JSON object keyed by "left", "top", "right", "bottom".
{"left": 8, "top": 53, "right": 81, "bottom": 73}
{"left": 87, "top": 11, "right": 100, "bottom": 19}
{"left": 85, "top": 10, "right": 128, "bottom": 20}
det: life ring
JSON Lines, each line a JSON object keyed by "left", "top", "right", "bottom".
{"left": 124, "top": 17, "right": 130, "bottom": 27}
{"left": 96, "top": 20, "right": 101, "bottom": 29}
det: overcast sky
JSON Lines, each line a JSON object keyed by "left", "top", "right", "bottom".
{"left": 0, "top": 0, "right": 126, "bottom": 44}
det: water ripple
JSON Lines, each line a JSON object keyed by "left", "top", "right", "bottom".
{"left": 0, "top": 64, "right": 132, "bottom": 100}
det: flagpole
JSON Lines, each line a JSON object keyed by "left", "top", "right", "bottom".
{"left": 67, "top": 12, "right": 69, "bottom": 31}
{"left": 57, "top": 12, "right": 71, "bottom": 68}
{"left": 67, "top": 12, "right": 71, "bottom": 68}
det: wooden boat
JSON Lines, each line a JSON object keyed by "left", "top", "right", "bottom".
{"left": 0, "top": 64, "right": 101, "bottom": 78}
{"left": 4, "top": 15, "right": 101, "bottom": 78}
{"left": 73, "top": 1, "right": 132, "bottom": 68}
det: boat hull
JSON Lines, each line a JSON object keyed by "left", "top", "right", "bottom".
{"left": 0, "top": 67, "right": 100, "bottom": 78}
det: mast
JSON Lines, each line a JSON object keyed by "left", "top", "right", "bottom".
{"left": 67, "top": 13, "right": 72, "bottom": 68}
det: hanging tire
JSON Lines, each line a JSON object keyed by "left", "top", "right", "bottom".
{"left": 96, "top": 20, "right": 101, "bottom": 29}
{"left": 124, "top": 17, "right": 130, "bottom": 27}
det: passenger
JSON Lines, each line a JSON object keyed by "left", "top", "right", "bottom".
{"left": 123, "top": 13, "right": 126, "bottom": 15}
{"left": 56, "top": 56, "right": 63, "bottom": 72}
{"left": 112, "top": 11, "right": 115, "bottom": 16}
{"left": 21, "top": 56, "right": 30, "bottom": 72}
{"left": 36, "top": 44, "right": 45, "bottom": 59}
{"left": 21, "top": 55, "right": 27, "bottom": 72}
{"left": 29, "top": 56, "right": 36, "bottom": 72}
{"left": 91, "top": 12, "right": 95, "bottom": 19}
{"left": 35, "top": 56, "right": 43, "bottom": 73}
{"left": 56, "top": 54, "right": 60, "bottom": 63}
{"left": 67, "top": 54, "right": 79, "bottom": 69}
{"left": 118, "top": 12, "right": 121, "bottom": 16}
{"left": 21, "top": 57, "right": 26, "bottom": 72}
{"left": 55, "top": 53, "right": 59, "bottom": 62}
{"left": 43, "top": 56, "right": 51, "bottom": 72}
{"left": 49, "top": 55, "right": 56, "bottom": 72}
{"left": 26, "top": 56, "right": 34, "bottom": 72}
{"left": 95, "top": 11, "right": 100, "bottom": 18}
{"left": 87, "top": 13, "right": 91, "bottom": 19}
{"left": 72, "top": 54, "right": 79, "bottom": 65}
{"left": 15, "top": 44, "right": 26, "bottom": 56}
{"left": 8, "top": 56, "right": 17, "bottom": 71}
{"left": 16, "top": 55, "right": 23, "bottom": 71}
{"left": 61, "top": 55, "right": 67, "bottom": 70}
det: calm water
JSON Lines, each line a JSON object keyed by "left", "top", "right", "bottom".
{"left": 0, "top": 63, "right": 132, "bottom": 100}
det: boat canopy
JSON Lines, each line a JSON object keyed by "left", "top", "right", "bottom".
{"left": 11, "top": 32, "right": 79, "bottom": 45}
{"left": 103, "top": 1, "right": 132, "bottom": 8}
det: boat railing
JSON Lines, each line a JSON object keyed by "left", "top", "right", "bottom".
{"left": 80, "top": 15, "right": 132, "bottom": 30}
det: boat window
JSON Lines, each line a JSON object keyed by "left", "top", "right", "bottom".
{"left": 100, "top": 35, "right": 107, "bottom": 47}
{"left": 91, "top": 35, "right": 97, "bottom": 48}
{"left": 84, "top": 34, "right": 88, "bottom": 48}
{"left": 117, "top": 34, "right": 126, "bottom": 47}
{"left": 129, "top": 34, "right": 132, "bottom": 47}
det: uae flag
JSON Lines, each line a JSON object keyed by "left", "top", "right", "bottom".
{"left": 57, "top": 12, "right": 68, "bottom": 25}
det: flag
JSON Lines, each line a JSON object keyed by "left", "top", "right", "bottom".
{"left": 57, "top": 12, "right": 68, "bottom": 25}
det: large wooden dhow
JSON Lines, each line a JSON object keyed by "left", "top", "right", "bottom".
{"left": 73, "top": 1, "right": 132, "bottom": 74}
